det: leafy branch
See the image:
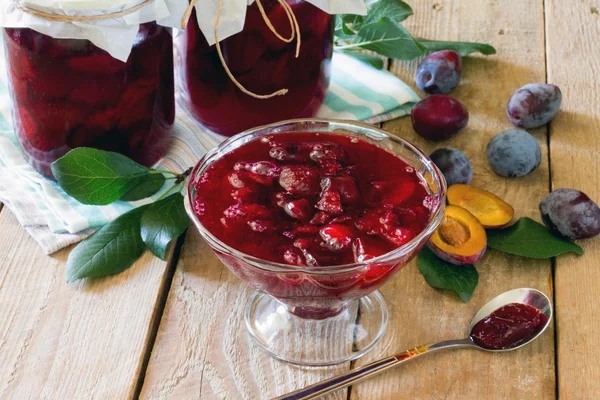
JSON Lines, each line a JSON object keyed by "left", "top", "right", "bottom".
{"left": 335, "top": 0, "right": 496, "bottom": 69}
{"left": 51, "top": 148, "right": 191, "bottom": 283}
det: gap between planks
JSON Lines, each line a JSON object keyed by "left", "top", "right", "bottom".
{"left": 132, "top": 231, "right": 188, "bottom": 399}
{"left": 541, "top": 0, "right": 560, "bottom": 398}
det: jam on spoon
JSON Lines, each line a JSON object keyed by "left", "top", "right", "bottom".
{"left": 469, "top": 303, "right": 549, "bottom": 350}
{"left": 274, "top": 289, "right": 552, "bottom": 399}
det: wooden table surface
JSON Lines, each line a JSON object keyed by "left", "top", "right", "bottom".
{"left": 1, "top": 1, "right": 600, "bottom": 399}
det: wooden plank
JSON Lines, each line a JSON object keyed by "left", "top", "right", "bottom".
{"left": 139, "top": 225, "right": 350, "bottom": 399}
{"left": 348, "top": 0, "right": 556, "bottom": 398}
{"left": 0, "top": 210, "right": 172, "bottom": 399}
{"left": 545, "top": 1, "right": 600, "bottom": 397}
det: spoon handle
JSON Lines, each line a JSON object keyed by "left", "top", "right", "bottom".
{"left": 273, "top": 339, "right": 474, "bottom": 400}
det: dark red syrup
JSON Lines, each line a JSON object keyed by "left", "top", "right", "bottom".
{"left": 193, "top": 133, "right": 432, "bottom": 267}
{"left": 470, "top": 303, "right": 549, "bottom": 350}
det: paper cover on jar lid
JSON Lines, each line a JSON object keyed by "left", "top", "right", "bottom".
{"left": 0, "top": 0, "right": 188, "bottom": 61}
{"left": 193, "top": 0, "right": 367, "bottom": 46}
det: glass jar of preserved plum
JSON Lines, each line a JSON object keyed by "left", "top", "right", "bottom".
{"left": 179, "top": 1, "right": 334, "bottom": 136}
{"left": 1, "top": 2, "right": 178, "bottom": 178}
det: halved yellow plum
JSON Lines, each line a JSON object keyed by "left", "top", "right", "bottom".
{"left": 428, "top": 205, "right": 487, "bottom": 265}
{"left": 448, "top": 184, "right": 514, "bottom": 229}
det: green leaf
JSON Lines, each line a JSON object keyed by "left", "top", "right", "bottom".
{"left": 416, "top": 38, "right": 497, "bottom": 56}
{"left": 342, "top": 14, "right": 364, "bottom": 28}
{"left": 487, "top": 217, "right": 584, "bottom": 259}
{"left": 51, "top": 148, "right": 150, "bottom": 205}
{"left": 335, "top": 20, "right": 349, "bottom": 39}
{"left": 66, "top": 206, "right": 148, "bottom": 283}
{"left": 417, "top": 247, "right": 479, "bottom": 303}
{"left": 338, "top": 51, "right": 385, "bottom": 69}
{"left": 335, "top": 15, "right": 363, "bottom": 40}
{"left": 362, "top": 0, "right": 413, "bottom": 25}
{"left": 141, "top": 193, "right": 190, "bottom": 260}
{"left": 335, "top": 15, "right": 358, "bottom": 39}
{"left": 335, "top": 0, "right": 495, "bottom": 62}
{"left": 352, "top": 18, "right": 425, "bottom": 60}
{"left": 120, "top": 173, "right": 166, "bottom": 201}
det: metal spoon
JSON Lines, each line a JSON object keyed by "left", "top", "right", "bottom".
{"left": 274, "top": 288, "right": 552, "bottom": 400}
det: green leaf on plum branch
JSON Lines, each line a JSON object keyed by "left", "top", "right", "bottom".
{"left": 335, "top": 15, "right": 359, "bottom": 39}
{"left": 487, "top": 217, "right": 584, "bottom": 259}
{"left": 416, "top": 38, "right": 497, "bottom": 56}
{"left": 66, "top": 206, "right": 148, "bottom": 283}
{"left": 361, "top": 0, "right": 413, "bottom": 26}
{"left": 347, "top": 17, "right": 426, "bottom": 60}
{"left": 334, "top": 0, "right": 496, "bottom": 67}
{"left": 417, "top": 247, "right": 479, "bottom": 303}
{"left": 141, "top": 193, "right": 190, "bottom": 260}
{"left": 120, "top": 173, "right": 166, "bottom": 201}
{"left": 51, "top": 148, "right": 151, "bottom": 205}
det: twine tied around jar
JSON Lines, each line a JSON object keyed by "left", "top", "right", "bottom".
{"left": 181, "top": 0, "right": 301, "bottom": 100}
{"left": 10, "top": 0, "right": 154, "bottom": 22}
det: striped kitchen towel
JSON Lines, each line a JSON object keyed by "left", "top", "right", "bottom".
{"left": 0, "top": 51, "right": 420, "bottom": 254}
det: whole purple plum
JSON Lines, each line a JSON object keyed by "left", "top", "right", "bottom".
{"left": 486, "top": 129, "right": 541, "bottom": 178}
{"left": 430, "top": 148, "right": 473, "bottom": 186}
{"left": 411, "top": 95, "right": 469, "bottom": 141}
{"left": 539, "top": 189, "right": 600, "bottom": 240}
{"left": 507, "top": 83, "right": 562, "bottom": 128}
{"left": 415, "top": 50, "right": 462, "bottom": 94}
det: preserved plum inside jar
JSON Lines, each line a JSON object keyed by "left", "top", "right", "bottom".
{"left": 3, "top": 23, "right": 175, "bottom": 179}
{"left": 180, "top": 1, "right": 333, "bottom": 137}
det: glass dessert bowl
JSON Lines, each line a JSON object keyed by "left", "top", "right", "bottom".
{"left": 185, "top": 119, "right": 446, "bottom": 365}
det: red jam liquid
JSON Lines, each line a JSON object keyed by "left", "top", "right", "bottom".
{"left": 180, "top": 2, "right": 333, "bottom": 137}
{"left": 3, "top": 24, "right": 175, "bottom": 179}
{"left": 194, "top": 133, "right": 432, "bottom": 265}
{"left": 193, "top": 133, "right": 433, "bottom": 317}
{"left": 470, "top": 303, "right": 549, "bottom": 350}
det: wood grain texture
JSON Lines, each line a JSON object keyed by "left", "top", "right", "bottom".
{"left": 4, "top": 1, "right": 600, "bottom": 398}
{"left": 545, "top": 1, "right": 600, "bottom": 398}
{"left": 0, "top": 210, "right": 172, "bottom": 399}
{"left": 349, "top": 0, "right": 556, "bottom": 399}
{"left": 139, "top": 226, "right": 350, "bottom": 400}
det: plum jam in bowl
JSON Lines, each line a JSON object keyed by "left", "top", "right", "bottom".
{"left": 185, "top": 119, "right": 446, "bottom": 366}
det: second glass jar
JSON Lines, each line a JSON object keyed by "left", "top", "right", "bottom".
{"left": 179, "top": 1, "right": 334, "bottom": 136}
